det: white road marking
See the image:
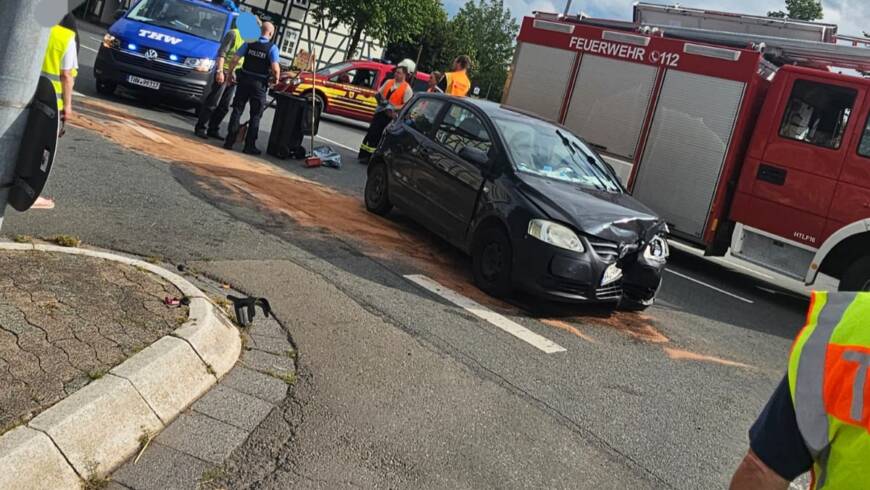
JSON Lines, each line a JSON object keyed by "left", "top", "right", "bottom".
{"left": 665, "top": 269, "right": 754, "bottom": 304}
{"left": 73, "top": 91, "right": 89, "bottom": 98}
{"left": 81, "top": 44, "right": 98, "bottom": 53}
{"left": 313, "top": 135, "right": 356, "bottom": 153}
{"left": 123, "top": 120, "right": 170, "bottom": 144}
{"left": 404, "top": 274, "right": 567, "bottom": 354}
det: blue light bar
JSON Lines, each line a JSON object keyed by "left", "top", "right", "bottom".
{"left": 169, "top": 54, "right": 179, "bottom": 61}
{"left": 127, "top": 43, "right": 137, "bottom": 50}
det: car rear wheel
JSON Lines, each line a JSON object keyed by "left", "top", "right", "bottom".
{"left": 839, "top": 256, "right": 870, "bottom": 292}
{"left": 96, "top": 79, "right": 116, "bottom": 96}
{"left": 364, "top": 161, "right": 392, "bottom": 215}
{"left": 472, "top": 226, "right": 514, "bottom": 298}
{"left": 305, "top": 92, "right": 325, "bottom": 118}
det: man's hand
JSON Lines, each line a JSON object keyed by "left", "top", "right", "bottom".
{"left": 216, "top": 71, "right": 226, "bottom": 85}
{"left": 62, "top": 106, "right": 74, "bottom": 122}
{"left": 229, "top": 70, "right": 238, "bottom": 85}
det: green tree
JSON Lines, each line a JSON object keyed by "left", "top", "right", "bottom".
{"left": 444, "top": 0, "right": 519, "bottom": 101}
{"left": 768, "top": 0, "right": 824, "bottom": 21}
{"left": 315, "top": 0, "right": 442, "bottom": 61}
{"left": 383, "top": 9, "right": 450, "bottom": 72}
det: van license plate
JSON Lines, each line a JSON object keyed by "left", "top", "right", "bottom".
{"left": 127, "top": 75, "right": 160, "bottom": 90}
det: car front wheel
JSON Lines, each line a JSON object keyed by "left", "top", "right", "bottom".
{"left": 364, "top": 161, "right": 392, "bottom": 215}
{"left": 472, "top": 225, "right": 514, "bottom": 298}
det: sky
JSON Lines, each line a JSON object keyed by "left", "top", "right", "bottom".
{"left": 443, "top": 0, "right": 869, "bottom": 37}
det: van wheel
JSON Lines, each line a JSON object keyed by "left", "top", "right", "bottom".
{"left": 839, "top": 256, "right": 870, "bottom": 292}
{"left": 96, "top": 79, "right": 116, "bottom": 95}
{"left": 472, "top": 225, "right": 514, "bottom": 298}
{"left": 364, "top": 161, "right": 392, "bottom": 215}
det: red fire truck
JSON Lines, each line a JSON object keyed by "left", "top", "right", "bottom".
{"left": 502, "top": 4, "right": 870, "bottom": 291}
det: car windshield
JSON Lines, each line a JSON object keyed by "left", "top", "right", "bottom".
{"left": 317, "top": 62, "right": 352, "bottom": 77}
{"left": 127, "top": 0, "right": 228, "bottom": 42}
{"left": 491, "top": 112, "right": 622, "bottom": 193}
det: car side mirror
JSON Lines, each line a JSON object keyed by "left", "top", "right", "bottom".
{"left": 113, "top": 9, "right": 127, "bottom": 20}
{"left": 459, "top": 146, "right": 490, "bottom": 168}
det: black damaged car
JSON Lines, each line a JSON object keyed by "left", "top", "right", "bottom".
{"left": 364, "top": 94, "right": 668, "bottom": 309}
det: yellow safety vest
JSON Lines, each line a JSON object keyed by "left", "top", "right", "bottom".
{"left": 788, "top": 291, "right": 870, "bottom": 489}
{"left": 224, "top": 28, "right": 244, "bottom": 73}
{"left": 41, "top": 25, "right": 77, "bottom": 110}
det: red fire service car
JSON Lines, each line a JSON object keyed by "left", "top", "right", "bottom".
{"left": 275, "top": 59, "right": 430, "bottom": 122}
{"left": 502, "top": 3, "right": 870, "bottom": 291}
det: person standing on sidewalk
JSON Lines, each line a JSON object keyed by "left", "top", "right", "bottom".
{"left": 194, "top": 22, "right": 245, "bottom": 139}
{"left": 437, "top": 55, "right": 471, "bottom": 96}
{"left": 223, "top": 22, "right": 280, "bottom": 155}
{"left": 34, "top": 13, "right": 79, "bottom": 210}
{"left": 357, "top": 66, "right": 413, "bottom": 163}
{"left": 426, "top": 71, "right": 443, "bottom": 93}
{"left": 730, "top": 291, "right": 870, "bottom": 489}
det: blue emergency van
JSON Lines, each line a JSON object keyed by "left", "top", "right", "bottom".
{"left": 94, "top": 0, "right": 237, "bottom": 103}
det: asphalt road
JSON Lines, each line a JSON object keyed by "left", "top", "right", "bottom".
{"left": 1, "top": 27, "right": 814, "bottom": 488}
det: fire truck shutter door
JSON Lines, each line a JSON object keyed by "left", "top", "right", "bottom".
{"left": 563, "top": 55, "right": 657, "bottom": 161}
{"left": 632, "top": 70, "right": 745, "bottom": 240}
{"left": 504, "top": 42, "right": 576, "bottom": 122}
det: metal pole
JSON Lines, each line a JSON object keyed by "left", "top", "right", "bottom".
{"left": 563, "top": 0, "right": 572, "bottom": 15}
{"left": 0, "top": 1, "right": 51, "bottom": 231}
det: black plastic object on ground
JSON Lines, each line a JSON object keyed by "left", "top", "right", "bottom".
{"left": 227, "top": 295, "right": 272, "bottom": 327}
{"left": 267, "top": 92, "right": 321, "bottom": 159}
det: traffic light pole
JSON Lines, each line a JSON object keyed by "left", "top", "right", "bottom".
{"left": 0, "top": 1, "right": 50, "bottom": 231}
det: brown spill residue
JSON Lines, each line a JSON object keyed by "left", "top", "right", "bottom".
{"left": 573, "top": 312, "right": 669, "bottom": 344}
{"left": 539, "top": 319, "right": 597, "bottom": 343}
{"left": 664, "top": 347, "right": 754, "bottom": 369}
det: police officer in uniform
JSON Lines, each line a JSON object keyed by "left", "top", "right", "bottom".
{"left": 223, "top": 21, "right": 280, "bottom": 155}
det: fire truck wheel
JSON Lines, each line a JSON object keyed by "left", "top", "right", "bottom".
{"left": 472, "top": 225, "right": 514, "bottom": 298}
{"left": 364, "top": 161, "right": 392, "bottom": 216}
{"left": 839, "top": 256, "right": 870, "bottom": 292}
{"left": 96, "top": 79, "right": 116, "bottom": 96}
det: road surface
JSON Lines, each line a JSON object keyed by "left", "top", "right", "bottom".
{"left": 2, "top": 26, "right": 814, "bottom": 489}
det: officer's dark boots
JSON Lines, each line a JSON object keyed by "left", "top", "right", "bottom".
{"left": 242, "top": 146, "right": 262, "bottom": 155}
{"left": 223, "top": 132, "right": 236, "bottom": 149}
{"left": 194, "top": 126, "right": 208, "bottom": 139}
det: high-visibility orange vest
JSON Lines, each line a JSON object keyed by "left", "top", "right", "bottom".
{"left": 380, "top": 79, "right": 411, "bottom": 108}
{"left": 788, "top": 291, "right": 870, "bottom": 489}
{"left": 444, "top": 70, "right": 470, "bottom": 97}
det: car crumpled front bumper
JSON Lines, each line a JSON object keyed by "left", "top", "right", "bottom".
{"left": 511, "top": 234, "right": 665, "bottom": 304}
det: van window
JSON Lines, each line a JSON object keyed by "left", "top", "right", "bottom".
{"left": 403, "top": 98, "right": 444, "bottom": 135}
{"left": 859, "top": 115, "right": 870, "bottom": 158}
{"left": 778, "top": 80, "right": 857, "bottom": 150}
{"left": 435, "top": 105, "right": 492, "bottom": 157}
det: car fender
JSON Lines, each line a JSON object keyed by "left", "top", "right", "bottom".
{"left": 806, "top": 218, "right": 870, "bottom": 285}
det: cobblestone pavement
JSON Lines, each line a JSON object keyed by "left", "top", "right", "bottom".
{"left": 0, "top": 250, "right": 188, "bottom": 433}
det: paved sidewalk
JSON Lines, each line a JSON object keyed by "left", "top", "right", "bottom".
{"left": 111, "top": 275, "right": 296, "bottom": 490}
{"left": 0, "top": 250, "right": 187, "bottom": 434}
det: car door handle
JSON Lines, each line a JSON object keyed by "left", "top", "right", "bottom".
{"left": 757, "top": 164, "right": 787, "bottom": 186}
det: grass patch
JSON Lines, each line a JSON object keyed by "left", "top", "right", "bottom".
{"left": 87, "top": 369, "right": 106, "bottom": 381}
{"left": 83, "top": 462, "right": 109, "bottom": 490}
{"left": 199, "top": 465, "right": 227, "bottom": 488}
{"left": 134, "top": 427, "right": 155, "bottom": 464}
{"left": 286, "top": 348, "right": 297, "bottom": 360}
{"left": 268, "top": 370, "right": 296, "bottom": 386}
{"left": 13, "top": 235, "right": 32, "bottom": 244}
{"left": 51, "top": 235, "right": 81, "bottom": 248}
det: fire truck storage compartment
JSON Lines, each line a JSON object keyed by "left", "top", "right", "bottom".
{"left": 631, "top": 70, "right": 746, "bottom": 240}
{"left": 504, "top": 42, "right": 577, "bottom": 122}
{"left": 564, "top": 54, "right": 658, "bottom": 181}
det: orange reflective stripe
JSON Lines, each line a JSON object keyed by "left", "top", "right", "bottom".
{"left": 824, "top": 344, "right": 870, "bottom": 428}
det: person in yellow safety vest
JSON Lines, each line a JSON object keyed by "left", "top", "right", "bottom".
{"left": 195, "top": 25, "right": 246, "bottom": 139}
{"left": 358, "top": 66, "right": 413, "bottom": 163}
{"left": 35, "top": 14, "right": 79, "bottom": 211}
{"left": 731, "top": 291, "right": 870, "bottom": 489}
{"left": 436, "top": 55, "right": 471, "bottom": 97}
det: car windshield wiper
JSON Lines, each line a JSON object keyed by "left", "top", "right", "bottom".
{"left": 555, "top": 130, "right": 613, "bottom": 192}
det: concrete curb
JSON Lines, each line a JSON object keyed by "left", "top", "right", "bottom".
{"left": 0, "top": 243, "right": 242, "bottom": 488}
